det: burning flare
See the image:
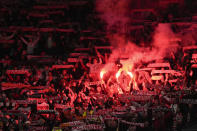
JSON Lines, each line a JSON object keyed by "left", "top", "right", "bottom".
{"left": 116, "top": 69, "right": 122, "bottom": 80}
{"left": 116, "top": 69, "right": 133, "bottom": 80}
{"left": 100, "top": 70, "right": 105, "bottom": 79}
{"left": 127, "top": 71, "right": 133, "bottom": 79}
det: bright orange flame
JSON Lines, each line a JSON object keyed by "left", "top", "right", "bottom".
{"left": 127, "top": 71, "right": 133, "bottom": 79}
{"left": 117, "top": 87, "right": 123, "bottom": 94}
{"left": 100, "top": 70, "right": 105, "bottom": 79}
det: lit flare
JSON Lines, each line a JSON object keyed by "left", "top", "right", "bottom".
{"left": 100, "top": 70, "right": 105, "bottom": 79}
{"left": 127, "top": 71, "right": 133, "bottom": 79}
{"left": 116, "top": 70, "right": 121, "bottom": 79}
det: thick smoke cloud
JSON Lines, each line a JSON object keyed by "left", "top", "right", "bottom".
{"left": 95, "top": 0, "right": 183, "bottom": 72}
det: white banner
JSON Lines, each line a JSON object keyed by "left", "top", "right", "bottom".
{"left": 72, "top": 124, "right": 103, "bottom": 130}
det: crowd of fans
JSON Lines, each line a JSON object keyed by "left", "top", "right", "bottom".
{"left": 0, "top": 40, "right": 197, "bottom": 131}
{"left": 0, "top": 0, "right": 197, "bottom": 131}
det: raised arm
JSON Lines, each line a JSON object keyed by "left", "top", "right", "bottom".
{"left": 20, "top": 32, "right": 40, "bottom": 46}
{"left": 0, "top": 31, "right": 16, "bottom": 40}
{"left": 20, "top": 36, "right": 29, "bottom": 45}
{"left": 95, "top": 48, "right": 103, "bottom": 64}
{"left": 78, "top": 72, "right": 86, "bottom": 85}
{"left": 31, "top": 32, "right": 40, "bottom": 46}
{"left": 80, "top": 59, "right": 88, "bottom": 71}
{"left": 104, "top": 53, "right": 108, "bottom": 63}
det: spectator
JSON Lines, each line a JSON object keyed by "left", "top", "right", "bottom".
{"left": 20, "top": 32, "right": 40, "bottom": 54}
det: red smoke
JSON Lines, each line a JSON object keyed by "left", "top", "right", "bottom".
{"left": 96, "top": 0, "right": 130, "bottom": 33}
{"left": 96, "top": 0, "right": 131, "bottom": 48}
{"left": 96, "top": 0, "right": 195, "bottom": 93}
{"left": 96, "top": 0, "right": 182, "bottom": 70}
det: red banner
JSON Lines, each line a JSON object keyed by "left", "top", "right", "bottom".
{"left": 1, "top": 83, "right": 31, "bottom": 90}
{"left": 6, "top": 70, "right": 29, "bottom": 75}
{"left": 54, "top": 104, "right": 69, "bottom": 110}
{"left": 52, "top": 65, "right": 74, "bottom": 69}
